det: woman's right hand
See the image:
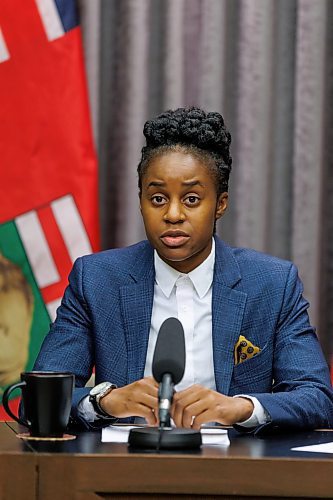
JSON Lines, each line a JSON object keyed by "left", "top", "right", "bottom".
{"left": 99, "top": 376, "right": 159, "bottom": 426}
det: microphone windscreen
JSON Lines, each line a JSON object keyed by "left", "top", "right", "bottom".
{"left": 152, "top": 317, "right": 185, "bottom": 385}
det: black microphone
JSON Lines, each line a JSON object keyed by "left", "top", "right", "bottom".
{"left": 128, "top": 317, "right": 201, "bottom": 450}
{"left": 152, "top": 317, "right": 185, "bottom": 427}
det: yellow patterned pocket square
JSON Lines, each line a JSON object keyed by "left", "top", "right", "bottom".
{"left": 234, "top": 335, "right": 261, "bottom": 365}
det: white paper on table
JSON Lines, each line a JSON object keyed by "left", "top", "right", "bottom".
{"left": 102, "top": 426, "right": 137, "bottom": 443}
{"left": 200, "top": 427, "right": 230, "bottom": 446}
{"left": 291, "top": 442, "right": 333, "bottom": 454}
{"left": 102, "top": 425, "right": 230, "bottom": 446}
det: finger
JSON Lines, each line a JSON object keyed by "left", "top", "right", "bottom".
{"left": 128, "top": 381, "right": 158, "bottom": 406}
{"left": 106, "top": 381, "right": 158, "bottom": 418}
{"left": 144, "top": 376, "right": 159, "bottom": 388}
{"left": 172, "top": 385, "right": 207, "bottom": 425}
{"left": 172, "top": 392, "right": 201, "bottom": 428}
{"left": 180, "top": 399, "right": 209, "bottom": 428}
{"left": 149, "top": 408, "right": 159, "bottom": 426}
{"left": 133, "top": 403, "right": 158, "bottom": 426}
{"left": 135, "top": 378, "right": 159, "bottom": 396}
{"left": 191, "top": 396, "right": 244, "bottom": 428}
{"left": 173, "top": 384, "right": 203, "bottom": 399}
{"left": 172, "top": 386, "right": 225, "bottom": 428}
{"left": 191, "top": 409, "right": 215, "bottom": 430}
{"left": 173, "top": 384, "right": 209, "bottom": 405}
{"left": 144, "top": 409, "right": 158, "bottom": 426}
{"left": 138, "top": 393, "right": 159, "bottom": 414}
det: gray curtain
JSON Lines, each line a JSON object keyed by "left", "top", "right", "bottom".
{"left": 79, "top": 0, "right": 333, "bottom": 360}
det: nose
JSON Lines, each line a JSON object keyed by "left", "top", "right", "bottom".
{"left": 163, "top": 199, "right": 185, "bottom": 223}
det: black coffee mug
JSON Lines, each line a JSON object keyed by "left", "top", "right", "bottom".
{"left": 2, "top": 371, "right": 75, "bottom": 437}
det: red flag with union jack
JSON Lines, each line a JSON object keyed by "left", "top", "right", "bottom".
{"left": 0, "top": 0, "right": 99, "bottom": 418}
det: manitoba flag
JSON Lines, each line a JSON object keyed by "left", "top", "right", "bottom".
{"left": 0, "top": 0, "right": 99, "bottom": 417}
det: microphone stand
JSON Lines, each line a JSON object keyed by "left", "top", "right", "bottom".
{"left": 156, "top": 374, "right": 172, "bottom": 451}
{"left": 128, "top": 376, "right": 201, "bottom": 451}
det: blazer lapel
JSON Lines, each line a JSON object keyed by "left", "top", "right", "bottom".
{"left": 212, "top": 238, "right": 247, "bottom": 394}
{"left": 119, "top": 245, "right": 155, "bottom": 385}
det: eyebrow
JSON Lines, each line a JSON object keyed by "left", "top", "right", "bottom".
{"left": 147, "top": 181, "right": 165, "bottom": 188}
{"left": 182, "top": 180, "right": 204, "bottom": 187}
{"left": 147, "top": 180, "right": 204, "bottom": 188}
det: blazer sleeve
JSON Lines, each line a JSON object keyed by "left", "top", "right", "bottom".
{"left": 33, "top": 257, "right": 100, "bottom": 429}
{"left": 248, "top": 263, "right": 333, "bottom": 433}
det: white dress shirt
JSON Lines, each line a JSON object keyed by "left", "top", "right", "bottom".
{"left": 79, "top": 239, "right": 267, "bottom": 427}
{"left": 144, "top": 240, "right": 216, "bottom": 392}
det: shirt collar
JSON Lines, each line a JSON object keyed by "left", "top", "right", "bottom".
{"left": 154, "top": 238, "right": 215, "bottom": 299}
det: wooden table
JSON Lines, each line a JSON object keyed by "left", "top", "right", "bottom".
{"left": 1, "top": 422, "right": 333, "bottom": 499}
{"left": 0, "top": 423, "right": 36, "bottom": 500}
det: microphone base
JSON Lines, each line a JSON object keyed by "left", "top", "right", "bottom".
{"left": 128, "top": 427, "right": 201, "bottom": 450}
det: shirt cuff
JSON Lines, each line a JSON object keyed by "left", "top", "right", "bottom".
{"left": 233, "top": 395, "right": 269, "bottom": 428}
{"left": 77, "top": 395, "right": 99, "bottom": 422}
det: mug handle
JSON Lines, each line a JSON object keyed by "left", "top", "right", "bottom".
{"left": 2, "top": 381, "right": 29, "bottom": 427}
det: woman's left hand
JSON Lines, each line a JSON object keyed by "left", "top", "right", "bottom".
{"left": 171, "top": 384, "right": 254, "bottom": 429}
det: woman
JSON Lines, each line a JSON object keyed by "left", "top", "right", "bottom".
{"left": 34, "top": 107, "right": 333, "bottom": 433}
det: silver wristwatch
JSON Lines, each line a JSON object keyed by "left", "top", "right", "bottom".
{"left": 89, "top": 382, "right": 117, "bottom": 419}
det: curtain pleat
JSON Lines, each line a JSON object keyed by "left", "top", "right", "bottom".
{"left": 234, "top": 0, "right": 275, "bottom": 252}
{"left": 292, "top": 0, "right": 328, "bottom": 328}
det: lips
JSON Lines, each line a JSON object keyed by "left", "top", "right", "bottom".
{"left": 160, "top": 230, "right": 190, "bottom": 247}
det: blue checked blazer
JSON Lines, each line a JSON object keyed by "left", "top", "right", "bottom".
{"left": 34, "top": 236, "right": 333, "bottom": 432}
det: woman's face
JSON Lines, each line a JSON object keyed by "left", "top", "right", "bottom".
{"left": 140, "top": 151, "right": 228, "bottom": 273}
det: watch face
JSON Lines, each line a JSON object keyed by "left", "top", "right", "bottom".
{"left": 90, "top": 382, "right": 111, "bottom": 396}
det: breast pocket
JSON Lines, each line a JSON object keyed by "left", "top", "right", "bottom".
{"left": 230, "top": 343, "right": 273, "bottom": 394}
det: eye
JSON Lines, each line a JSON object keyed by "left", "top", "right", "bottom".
{"left": 151, "top": 194, "right": 168, "bottom": 206}
{"left": 184, "top": 195, "right": 200, "bottom": 206}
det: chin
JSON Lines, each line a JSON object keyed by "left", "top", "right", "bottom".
{"left": 160, "top": 249, "right": 190, "bottom": 262}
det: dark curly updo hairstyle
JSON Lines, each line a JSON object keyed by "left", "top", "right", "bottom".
{"left": 137, "top": 107, "right": 232, "bottom": 196}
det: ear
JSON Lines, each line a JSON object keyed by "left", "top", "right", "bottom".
{"left": 138, "top": 191, "right": 142, "bottom": 212}
{"left": 215, "top": 192, "right": 228, "bottom": 220}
